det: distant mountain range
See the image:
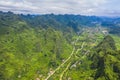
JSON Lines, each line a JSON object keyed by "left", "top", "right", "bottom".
{"left": 0, "top": 11, "right": 120, "bottom": 80}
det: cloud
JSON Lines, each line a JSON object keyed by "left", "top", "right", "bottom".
{"left": 0, "top": 0, "right": 119, "bottom": 16}
{"left": 0, "top": 0, "right": 38, "bottom": 14}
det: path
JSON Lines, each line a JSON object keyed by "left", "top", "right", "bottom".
{"left": 45, "top": 35, "right": 83, "bottom": 80}
{"left": 59, "top": 62, "right": 71, "bottom": 80}
{"left": 59, "top": 42, "right": 85, "bottom": 80}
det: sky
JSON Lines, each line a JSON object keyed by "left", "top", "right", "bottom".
{"left": 0, "top": 0, "right": 120, "bottom": 16}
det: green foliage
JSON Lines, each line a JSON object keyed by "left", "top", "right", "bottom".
{"left": 0, "top": 11, "right": 120, "bottom": 80}
{"left": 0, "top": 12, "right": 74, "bottom": 79}
{"left": 91, "top": 35, "right": 120, "bottom": 80}
{"left": 96, "top": 35, "right": 116, "bottom": 51}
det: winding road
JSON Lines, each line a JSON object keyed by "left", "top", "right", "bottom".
{"left": 59, "top": 62, "right": 71, "bottom": 80}
{"left": 45, "top": 34, "right": 84, "bottom": 80}
{"left": 59, "top": 42, "right": 85, "bottom": 80}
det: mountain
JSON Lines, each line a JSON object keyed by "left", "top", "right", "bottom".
{"left": 91, "top": 35, "right": 120, "bottom": 80}
{"left": 96, "top": 35, "right": 116, "bottom": 51}
{"left": 0, "top": 11, "right": 120, "bottom": 80}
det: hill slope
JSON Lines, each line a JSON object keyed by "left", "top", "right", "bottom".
{"left": 0, "top": 11, "right": 120, "bottom": 80}
{"left": 91, "top": 35, "right": 120, "bottom": 80}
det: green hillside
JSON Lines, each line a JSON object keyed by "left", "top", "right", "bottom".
{"left": 0, "top": 11, "right": 120, "bottom": 80}
{"left": 91, "top": 35, "right": 120, "bottom": 80}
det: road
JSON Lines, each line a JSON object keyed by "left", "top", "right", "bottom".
{"left": 59, "top": 62, "right": 71, "bottom": 80}
{"left": 59, "top": 42, "right": 85, "bottom": 80}
{"left": 45, "top": 35, "right": 84, "bottom": 80}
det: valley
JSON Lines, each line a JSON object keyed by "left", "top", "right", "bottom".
{"left": 0, "top": 11, "right": 120, "bottom": 80}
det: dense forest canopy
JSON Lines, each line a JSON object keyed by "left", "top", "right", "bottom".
{"left": 0, "top": 11, "right": 120, "bottom": 80}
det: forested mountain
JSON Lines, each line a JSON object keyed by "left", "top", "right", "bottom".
{"left": 20, "top": 13, "right": 120, "bottom": 35}
{"left": 0, "top": 11, "right": 120, "bottom": 80}
{"left": 91, "top": 35, "right": 120, "bottom": 80}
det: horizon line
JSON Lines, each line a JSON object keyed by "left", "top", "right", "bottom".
{"left": 0, "top": 10, "right": 120, "bottom": 18}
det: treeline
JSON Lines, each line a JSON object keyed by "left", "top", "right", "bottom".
{"left": 1, "top": 11, "right": 120, "bottom": 35}
{"left": 91, "top": 35, "right": 120, "bottom": 80}
{"left": 0, "top": 11, "right": 75, "bottom": 79}
{"left": 0, "top": 11, "right": 120, "bottom": 80}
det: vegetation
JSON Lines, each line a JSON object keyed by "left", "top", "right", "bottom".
{"left": 0, "top": 11, "right": 120, "bottom": 80}
{"left": 91, "top": 35, "right": 120, "bottom": 80}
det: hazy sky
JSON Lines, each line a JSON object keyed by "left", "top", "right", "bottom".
{"left": 0, "top": 0, "right": 120, "bottom": 16}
